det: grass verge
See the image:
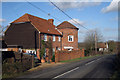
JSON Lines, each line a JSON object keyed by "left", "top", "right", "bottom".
{"left": 111, "top": 70, "right": 120, "bottom": 79}
{"left": 111, "top": 55, "right": 120, "bottom": 80}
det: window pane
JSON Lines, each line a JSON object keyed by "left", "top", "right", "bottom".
{"left": 58, "top": 36, "right": 61, "bottom": 41}
{"left": 44, "top": 34, "right": 47, "bottom": 41}
{"left": 53, "top": 35, "right": 55, "bottom": 41}
{"left": 68, "top": 35, "right": 73, "bottom": 42}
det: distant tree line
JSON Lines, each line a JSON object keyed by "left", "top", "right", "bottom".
{"left": 79, "top": 29, "right": 118, "bottom": 56}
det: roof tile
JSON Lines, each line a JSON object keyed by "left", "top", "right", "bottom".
{"left": 11, "top": 13, "right": 62, "bottom": 35}
{"left": 57, "top": 21, "right": 78, "bottom": 30}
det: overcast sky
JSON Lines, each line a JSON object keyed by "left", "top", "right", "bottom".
{"left": 1, "top": 0, "right": 119, "bottom": 42}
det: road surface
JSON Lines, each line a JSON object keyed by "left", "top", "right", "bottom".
{"left": 18, "top": 54, "right": 116, "bottom": 79}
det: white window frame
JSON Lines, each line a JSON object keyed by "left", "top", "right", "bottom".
{"left": 58, "top": 36, "right": 61, "bottom": 42}
{"left": 53, "top": 35, "right": 55, "bottom": 41}
{"left": 53, "top": 48, "right": 55, "bottom": 55}
{"left": 53, "top": 48, "right": 55, "bottom": 52}
{"left": 58, "top": 48, "right": 61, "bottom": 51}
{"left": 68, "top": 35, "right": 74, "bottom": 42}
{"left": 44, "top": 34, "right": 47, "bottom": 41}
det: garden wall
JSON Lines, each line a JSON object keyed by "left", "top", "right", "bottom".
{"left": 2, "top": 51, "right": 34, "bottom": 76}
{"left": 55, "top": 49, "right": 84, "bottom": 62}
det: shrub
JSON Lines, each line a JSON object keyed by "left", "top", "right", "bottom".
{"left": 51, "top": 55, "right": 55, "bottom": 62}
{"left": 2, "top": 62, "right": 32, "bottom": 77}
{"left": 2, "top": 62, "right": 23, "bottom": 76}
{"left": 84, "top": 50, "right": 89, "bottom": 56}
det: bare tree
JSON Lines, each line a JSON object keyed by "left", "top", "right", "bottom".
{"left": 0, "top": 25, "right": 9, "bottom": 39}
{"left": 84, "top": 29, "right": 103, "bottom": 56}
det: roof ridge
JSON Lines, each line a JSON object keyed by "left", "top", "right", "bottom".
{"left": 26, "top": 13, "right": 56, "bottom": 29}
{"left": 11, "top": 13, "right": 30, "bottom": 23}
{"left": 65, "top": 21, "right": 76, "bottom": 27}
{"left": 26, "top": 13, "right": 48, "bottom": 22}
{"left": 26, "top": 13, "right": 31, "bottom": 22}
{"left": 57, "top": 21, "right": 78, "bottom": 29}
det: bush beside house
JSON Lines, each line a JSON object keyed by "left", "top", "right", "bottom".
{"left": 2, "top": 51, "right": 35, "bottom": 77}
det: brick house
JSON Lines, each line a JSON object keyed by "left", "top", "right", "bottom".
{"left": 4, "top": 13, "right": 62, "bottom": 59}
{"left": 57, "top": 21, "right": 79, "bottom": 51}
{"left": 98, "top": 42, "right": 108, "bottom": 52}
{"left": 4, "top": 13, "right": 79, "bottom": 59}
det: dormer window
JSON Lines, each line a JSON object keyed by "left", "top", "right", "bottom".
{"left": 68, "top": 35, "right": 74, "bottom": 42}
{"left": 44, "top": 34, "right": 47, "bottom": 41}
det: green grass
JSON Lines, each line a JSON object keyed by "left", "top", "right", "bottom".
{"left": 110, "top": 68, "right": 120, "bottom": 80}
{"left": 60, "top": 54, "right": 101, "bottom": 63}
{"left": 111, "top": 70, "right": 120, "bottom": 79}
{"left": 111, "top": 56, "right": 120, "bottom": 80}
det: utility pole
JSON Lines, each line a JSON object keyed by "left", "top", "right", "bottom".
{"left": 38, "top": 31, "right": 41, "bottom": 62}
{"left": 95, "top": 31, "right": 97, "bottom": 54}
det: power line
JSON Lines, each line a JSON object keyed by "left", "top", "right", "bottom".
{"left": 0, "top": 25, "right": 8, "bottom": 34}
{"left": 49, "top": 0, "right": 89, "bottom": 30}
{"left": 26, "top": 0, "right": 88, "bottom": 30}
{"left": 26, "top": 0, "right": 62, "bottom": 22}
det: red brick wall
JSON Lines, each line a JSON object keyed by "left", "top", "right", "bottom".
{"left": 55, "top": 49, "right": 84, "bottom": 62}
{"left": 58, "top": 28, "right": 78, "bottom": 50}
{"left": 36, "top": 33, "right": 62, "bottom": 60}
{"left": 40, "top": 34, "right": 62, "bottom": 51}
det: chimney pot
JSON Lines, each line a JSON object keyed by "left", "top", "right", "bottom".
{"left": 48, "top": 19, "right": 54, "bottom": 25}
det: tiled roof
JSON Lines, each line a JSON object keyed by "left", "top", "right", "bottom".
{"left": 11, "top": 13, "right": 62, "bottom": 35}
{"left": 57, "top": 21, "right": 79, "bottom": 30}
{"left": 98, "top": 43, "right": 106, "bottom": 48}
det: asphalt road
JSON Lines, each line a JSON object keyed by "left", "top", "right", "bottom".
{"left": 18, "top": 54, "right": 116, "bottom": 79}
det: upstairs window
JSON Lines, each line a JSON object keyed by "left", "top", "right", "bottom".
{"left": 68, "top": 35, "right": 74, "bottom": 42}
{"left": 44, "top": 34, "right": 47, "bottom": 41}
{"left": 53, "top": 35, "right": 55, "bottom": 41}
{"left": 56, "top": 47, "right": 61, "bottom": 51}
{"left": 58, "top": 36, "right": 61, "bottom": 42}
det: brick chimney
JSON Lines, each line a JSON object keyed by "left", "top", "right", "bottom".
{"left": 48, "top": 19, "right": 54, "bottom": 25}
